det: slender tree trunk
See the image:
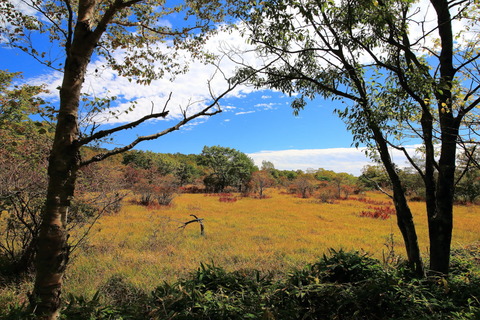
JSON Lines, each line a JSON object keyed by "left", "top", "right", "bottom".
{"left": 428, "top": 0, "right": 456, "bottom": 275}
{"left": 428, "top": 120, "right": 458, "bottom": 275}
{"left": 31, "top": 13, "right": 98, "bottom": 318}
{"left": 370, "top": 123, "right": 424, "bottom": 276}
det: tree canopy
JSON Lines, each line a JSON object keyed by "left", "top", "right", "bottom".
{"left": 200, "top": 145, "right": 258, "bottom": 192}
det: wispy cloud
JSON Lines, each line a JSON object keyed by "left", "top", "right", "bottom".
{"left": 254, "top": 102, "right": 278, "bottom": 110}
{"left": 235, "top": 110, "right": 256, "bottom": 115}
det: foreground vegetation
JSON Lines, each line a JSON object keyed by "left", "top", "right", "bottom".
{"left": 1, "top": 190, "right": 479, "bottom": 318}
{"left": 3, "top": 246, "right": 480, "bottom": 319}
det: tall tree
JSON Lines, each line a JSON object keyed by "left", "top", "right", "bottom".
{"left": 1, "top": 1, "right": 250, "bottom": 318}
{"left": 199, "top": 145, "right": 257, "bottom": 192}
{"left": 237, "top": 0, "right": 480, "bottom": 275}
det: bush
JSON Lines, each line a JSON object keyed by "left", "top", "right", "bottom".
{"left": 150, "top": 263, "right": 274, "bottom": 319}
{"left": 315, "top": 185, "right": 338, "bottom": 203}
{"left": 4, "top": 247, "right": 480, "bottom": 319}
{"left": 358, "top": 206, "right": 396, "bottom": 220}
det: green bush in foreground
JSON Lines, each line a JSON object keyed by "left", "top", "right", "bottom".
{"left": 2, "top": 246, "right": 480, "bottom": 319}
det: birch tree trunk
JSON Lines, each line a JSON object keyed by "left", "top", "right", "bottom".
{"left": 32, "top": 3, "right": 104, "bottom": 317}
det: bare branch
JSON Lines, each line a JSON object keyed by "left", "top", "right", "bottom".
{"left": 386, "top": 141, "right": 427, "bottom": 180}
{"left": 76, "top": 93, "right": 172, "bottom": 147}
{"left": 364, "top": 175, "right": 394, "bottom": 200}
{"left": 111, "top": 20, "right": 206, "bottom": 37}
{"left": 64, "top": 0, "right": 74, "bottom": 52}
{"left": 178, "top": 215, "right": 205, "bottom": 236}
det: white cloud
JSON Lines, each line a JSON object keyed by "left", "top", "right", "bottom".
{"left": 30, "top": 25, "right": 260, "bottom": 125}
{"left": 248, "top": 145, "right": 424, "bottom": 176}
{"left": 254, "top": 102, "right": 278, "bottom": 110}
{"left": 248, "top": 148, "right": 371, "bottom": 176}
{"left": 235, "top": 110, "right": 255, "bottom": 115}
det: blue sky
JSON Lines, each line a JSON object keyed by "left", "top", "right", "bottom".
{"left": 0, "top": 5, "right": 392, "bottom": 176}
{"left": 2, "top": 1, "right": 475, "bottom": 175}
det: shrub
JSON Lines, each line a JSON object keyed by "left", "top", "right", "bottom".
{"left": 5, "top": 248, "right": 480, "bottom": 319}
{"left": 149, "top": 263, "right": 273, "bottom": 319}
{"left": 359, "top": 206, "right": 396, "bottom": 220}
{"left": 315, "top": 185, "right": 338, "bottom": 203}
{"left": 205, "top": 193, "right": 238, "bottom": 202}
{"left": 289, "top": 249, "right": 383, "bottom": 285}
{"left": 156, "top": 192, "right": 176, "bottom": 206}
{"left": 61, "top": 275, "right": 149, "bottom": 319}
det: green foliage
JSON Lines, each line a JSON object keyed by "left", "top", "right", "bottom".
{"left": 270, "top": 249, "right": 480, "bottom": 320}
{"left": 0, "top": 71, "right": 51, "bottom": 276}
{"left": 150, "top": 262, "right": 275, "bottom": 319}
{"left": 0, "top": 1, "right": 237, "bottom": 83}
{"left": 175, "top": 162, "right": 202, "bottom": 187}
{"left": 123, "top": 151, "right": 178, "bottom": 174}
{"left": 100, "top": 275, "right": 149, "bottom": 313}
{"left": 288, "top": 249, "right": 383, "bottom": 285}
{"left": 199, "top": 146, "right": 257, "bottom": 193}
{"left": 2, "top": 247, "right": 480, "bottom": 319}
{"left": 0, "top": 70, "right": 52, "bottom": 151}
{"left": 61, "top": 292, "right": 121, "bottom": 320}
{"left": 0, "top": 70, "right": 47, "bottom": 127}
{"left": 123, "top": 151, "right": 202, "bottom": 187}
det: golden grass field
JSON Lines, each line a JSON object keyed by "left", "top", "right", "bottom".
{"left": 61, "top": 189, "right": 480, "bottom": 298}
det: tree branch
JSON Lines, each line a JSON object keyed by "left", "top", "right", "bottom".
{"left": 386, "top": 141, "right": 427, "bottom": 180}
{"left": 63, "top": 0, "right": 74, "bottom": 52}
{"left": 178, "top": 214, "right": 205, "bottom": 236}
{"left": 76, "top": 93, "right": 173, "bottom": 147}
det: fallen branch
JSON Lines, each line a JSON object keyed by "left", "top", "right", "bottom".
{"left": 178, "top": 214, "right": 204, "bottom": 236}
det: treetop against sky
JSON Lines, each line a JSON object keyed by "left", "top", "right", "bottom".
{"left": 1, "top": 0, "right": 476, "bottom": 175}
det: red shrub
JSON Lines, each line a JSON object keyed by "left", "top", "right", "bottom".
{"left": 358, "top": 206, "right": 396, "bottom": 220}
{"left": 219, "top": 196, "right": 237, "bottom": 203}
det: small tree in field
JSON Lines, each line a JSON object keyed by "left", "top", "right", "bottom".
{"left": 291, "top": 175, "right": 316, "bottom": 199}
{"left": 156, "top": 175, "right": 179, "bottom": 206}
{"left": 250, "top": 170, "right": 275, "bottom": 198}
{"left": 199, "top": 146, "right": 257, "bottom": 192}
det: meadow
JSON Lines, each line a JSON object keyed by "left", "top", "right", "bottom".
{"left": 62, "top": 189, "right": 480, "bottom": 298}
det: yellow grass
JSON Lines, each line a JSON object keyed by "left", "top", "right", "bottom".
{"left": 63, "top": 189, "right": 480, "bottom": 297}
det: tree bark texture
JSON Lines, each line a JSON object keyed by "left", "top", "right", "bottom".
{"left": 31, "top": 4, "right": 101, "bottom": 318}
{"left": 427, "top": 0, "right": 456, "bottom": 275}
